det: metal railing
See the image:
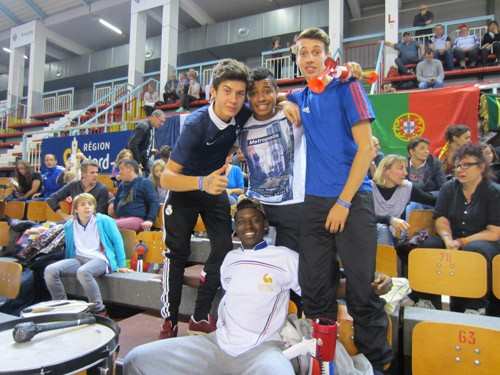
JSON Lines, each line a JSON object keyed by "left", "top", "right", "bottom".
{"left": 370, "top": 41, "right": 385, "bottom": 95}
{"left": 93, "top": 77, "right": 128, "bottom": 105}
{"left": 42, "top": 87, "right": 75, "bottom": 113}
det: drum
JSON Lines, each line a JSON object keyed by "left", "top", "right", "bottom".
{"left": 0, "top": 313, "right": 120, "bottom": 375}
{"left": 21, "top": 300, "right": 92, "bottom": 318}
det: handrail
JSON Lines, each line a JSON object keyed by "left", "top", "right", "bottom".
{"left": 42, "top": 87, "right": 75, "bottom": 97}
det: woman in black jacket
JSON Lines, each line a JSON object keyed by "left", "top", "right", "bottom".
{"left": 481, "top": 20, "right": 500, "bottom": 65}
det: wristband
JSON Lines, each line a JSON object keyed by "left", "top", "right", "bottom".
{"left": 336, "top": 198, "right": 352, "bottom": 209}
{"left": 198, "top": 176, "right": 204, "bottom": 191}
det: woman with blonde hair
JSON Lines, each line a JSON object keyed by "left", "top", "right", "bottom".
{"left": 150, "top": 159, "right": 167, "bottom": 202}
{"left": 44, "top": 193, "right": 130, "bottom": 315}
{"left": 372, "top": 154, "right": 435, "bottom": 246}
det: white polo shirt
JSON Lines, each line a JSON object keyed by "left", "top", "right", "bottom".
{"left": 216, "top": 241, "right": 300, "bottom": 356}
{"left": 73, "top": 215, "right": 108, "bottom": 264}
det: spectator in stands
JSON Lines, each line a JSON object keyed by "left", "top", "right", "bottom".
{"left": 128, "top": 109, "right": 166, "bottom": 176}
{"left": 111, "top": 159, "right": 159, "bottom": 231}
{"left": 416, "top": 48, "right": 444, "bottom": 89}
{"left": 481, "top": 20, "right": 500, "bottom": 65}
{"left": 163, "top": 74, "right": 179, "bottom": 103}
{"left": 369, "top": 136, "right": 384, "bottom": 178}
{"left": 382, "top": 83, "right": 396, "bottom": 93}
{"left": 225, "top": 152, "right": 244, "bottom": 206}
{"left": 58, "top": 151, "right": 87, "bottom": 184}
{"left": 290, "top": 34, "right": 299, "bottom": 78}
{"left": 40, "top": 154, "right": 65, "bottom": 198}
{"left": 289, "top": 27, "right": 392, "bottom": 372}
{"left": 44, "top": 193, "right": 129, "bottom": 316}
{"left": 143, "top": 82, "right": 160, "bottom": 116}
{"left": 9, "top": 160, "right": 42, "bottom": 201}
{"left": 271, "top": 37, "right": 283, "bottom": 79}
{"left": 240, "top": 67, "right": 305, "bottom": 254}
{"left": 150, "top": 159, "right": 167, "bottom": 202}
{"left": 413, "top": 4, "right": 434, "bottom": 37}
{"left": 435, "top": 124, "right": 472, "bottom": 175}
{"left": 420, "top": 144, "right": 500, "bottom": 315}
{"left": 176, "top": 72, "right": 189, "bottom": 103}
{"left": 177, "top": 69, "right": 201, "bottom": 112}
{"left": 372, "top": 155, "right": 436, "bottom": 246}
{"left": 453, "top": 24, "right": 480, "bottom": 68}
{"left": 385, "top": 32, "right": 421, "bottom": 75}
{"left": 158, "top": 145, "right": 172, "bottom": 164}
{"left": 405, "top": 137, "right": 445, "bottom": 214}
{"left": 429, "top": 24, "right": 454, "bottom": 70}
{"left": 480, "top": 143, "right": 500, "bottom": 182}
{"left": 111, "top": 149, "right": 135, "bottom": 184}
{"left": 47, "top": 160, "right": 109, "bottom": 220}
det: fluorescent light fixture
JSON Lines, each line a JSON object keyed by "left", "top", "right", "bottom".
{"left": 99, "top": 18, "right": 122, "bottom": 35}
{"left": 3, "top": 47, "right": 28, "bottom": 59}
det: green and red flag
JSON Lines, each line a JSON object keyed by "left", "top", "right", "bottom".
{"left": 369, "top": 85, "right": 480, "bottom": 156}
{"left": 480, "top": 94, "right": 500, "bottom": 132}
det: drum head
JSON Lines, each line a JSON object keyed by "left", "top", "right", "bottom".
{"left": 0, "top": 313, "right": 120, "bottom": 375}
{"left": 21, "top": 300, "right": 91, "bottom": 318}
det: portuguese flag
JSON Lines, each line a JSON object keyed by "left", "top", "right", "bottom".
{"left": 481, "top": 94, "right": 500, "bottom": 131}
{"left": 369, "top": 85, "right": 480, "bottom": 156}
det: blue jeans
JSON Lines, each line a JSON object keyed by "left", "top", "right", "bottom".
{"left": 418, "top": 80, "right": 443, "bottom": 89}
{"left": 434, "top": 49, "right": 454, "bottom": 70}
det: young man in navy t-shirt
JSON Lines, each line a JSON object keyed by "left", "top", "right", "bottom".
{"left": 288, "top": 27, "right": 392, "bottom": 372}
{"left": 160, "top": 59, "right": 252, "bottom": 338}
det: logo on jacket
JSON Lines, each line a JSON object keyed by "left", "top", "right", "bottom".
{"left": 165, "top": 204, "right": 173, "bottom": 216}
{"left": 258, "top": 273, "right": 274, "bottom": 292}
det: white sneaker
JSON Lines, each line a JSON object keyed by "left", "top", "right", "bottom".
{"left": 464, "top": 308, "right": 486, "bottom": 315}
{"left": 415, "top": 299, "right": 436, "bottom": 309}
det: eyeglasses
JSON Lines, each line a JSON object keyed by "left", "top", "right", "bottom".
{"left": 454, "top": 162, "right": 480, "bottom": 170}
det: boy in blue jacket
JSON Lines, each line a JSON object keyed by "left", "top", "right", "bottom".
{"left": 44, "top": 193, "right": 130, "bottom": 315}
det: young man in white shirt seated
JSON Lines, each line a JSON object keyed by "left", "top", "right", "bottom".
{"left": 124, "top": 198, "right": 299, "bottom": 375}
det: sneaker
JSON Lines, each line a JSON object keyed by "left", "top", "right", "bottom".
{"left": 159, "top": 319, "right": 178, "bottom": 339}
{"left": 464, "top": 308, "right": 486, "bottom": 315}
{"left": 187, "top": 315, "right": 217, "bottom": 335}
{"left": 415, "top": 299, "right": 436, "bottom": 309}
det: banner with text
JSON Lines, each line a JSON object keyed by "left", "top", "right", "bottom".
{"left": 40, "top": 131, "right": 131, "bottom": 174}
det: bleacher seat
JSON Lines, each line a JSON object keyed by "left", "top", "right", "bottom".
{"left": 193, "top": 215, "right": 206, "bottom": 233}
{"left": 4, "top": 201, "right": 26, "bottom": 220}
{"left": 408, "top": 209, "right": 435, "bottom": 237}
{"left": 26, "top": 200, "right": 49, "bottom": 222}
{"left": 154, "top": 203, "right": 164, "bottom": 229}
{"left": 0, "top": 259, "right": 22, "bottom": 299}
{"left": 376, "top": 244, "right": 399, "bottom": 277}
{"left": 120, "top": 229, "right": 138, "bottom": 259}
{"left": 0, "top": 221, "right": 9, "bottom": 247}
{"left": 137, "top": 231, "right": 166, "bottom": 264}
{"left": 97, "top": 175, "right": 116, "bottom": 195}
{"left": 46, "top": 204, "right": 65, "bottom": 222}
{"left": 409, "top": 248, "right": 487, "bottom": 298}
{"left": 492, "top": 255, "right": 500, "bottom": 300}
{"left": 412, "top": 321, "right": 500, "bottom": 375}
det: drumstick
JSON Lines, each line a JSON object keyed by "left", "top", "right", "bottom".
{"left": 13, "top": 316, "right": 96, "bottom": 343}
{"left": 23, "top": 303, "right": 96, "bottom": 314}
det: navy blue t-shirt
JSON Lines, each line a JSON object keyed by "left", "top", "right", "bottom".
{"left": 288, "top": 79, "right": 375, "bottom": 198}
{"left": 171, "top": 104, "right": 251, "bottom": 176}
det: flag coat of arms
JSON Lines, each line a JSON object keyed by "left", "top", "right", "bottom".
{"left": 369, "top": 85, "right": 480, "bottom": 155}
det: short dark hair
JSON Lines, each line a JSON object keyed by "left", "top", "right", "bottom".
{"left": 453, "top": 143, "right": 490, "bottom": 178}
{"left": 407, "top": 137, "right": 430, "bottom": 153}
{"left": 424, "top": 47, "right": 433, "bottom": 55}
{"left": 297, "top": 27, "right": 330, "bottom": 51}
{"left": 480, "top": 143, "right": 498, "bottom": 162}
{"left": 248, "top": 68, "right": 278, "bottom": 92}
{"left": 80, "top": 160, "right": 99, "bottom": 173}
{"left": 402, "top": 31, "right": 411, "bottom": 37}
{"left": 488, "top": 20, "right": 499, "bottom": 28}
{"left": 159, "top": 145, "right": 172, "bottom": 160}
{"left": 211, "top": 59, "right": 249, "bottom": 91}
{"left": 235, "top": 197, "right": 266, "bottom": 221}
{"left": 445, "top": 124, "right": 470, "bottom": 143}
{"left": 119, "top": 158, "right": 140, "bottom": 174}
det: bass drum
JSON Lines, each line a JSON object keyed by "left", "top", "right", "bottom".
{"left": 0, "top": 313, "right": 120, "bottom": 375}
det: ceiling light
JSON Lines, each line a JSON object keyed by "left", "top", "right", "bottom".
{"left": 99, "top": 18, "right": 122, "bottom": 35}
{"left": 56, "top": 71, "right": 62, "bottom": 77}
{"left": 3, "top": 47, "right": 28, "bottom": 59}
{"left": 145, "top": 50, "right": 153, "bottom": 59}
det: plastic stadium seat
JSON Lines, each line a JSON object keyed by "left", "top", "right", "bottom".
{"left": 26, "top": 200, "right": 49, "bottom": 222}
{"left": 412, "top": 321, "right": 500, "bottom": 375}
{"left": 137, "top": 231, "right": 166, "bottom": 264}
{"left": 154, "top": 204, "right": 164, "bottom": 229}
{"left": 409, "top": 248, "right": 487, "bottom": 298}
{"left": 376, "top": 244, "right": 399, "bottom": 277}
{"left": 408, "top": 209, "right": 435, "bottom": 237}
{"left": 0, "top": 221, "right": 9, "bottom": 247}
{"left": 0, "top": 259, "right": 23, "bottom": 299}
{"left": 492, "top": 255, "right": 500, "bottom": 300}
{"left": 46, "top": 204, "right": 65, "bottom": 222}
{"left": 97, "top": 175, "right": 116, "bottom": 195}
{"left": 4, "top": 201, "right": 25, "bottom": 220}
{"left": 120, "top": 229, "right": 138, "bottom": 259}
{"left": 193, "top": 215, "right": 206, "bottom": 233}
